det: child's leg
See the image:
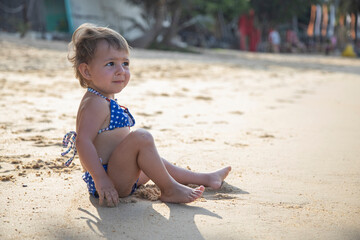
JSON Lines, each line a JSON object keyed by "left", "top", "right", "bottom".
{"left": 107, "top": 129, "right": 204, "bottom": 203}
{"left": 162, "top": 158, "right": 231, "bottom": 189}
{"left": 138, "top": 159, "right": 231, "bottom": 189}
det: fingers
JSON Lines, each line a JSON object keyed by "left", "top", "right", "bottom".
{"left": 104, "top": 190, "right": 119, "bottom": 207}
{"left": 98, "top": 191, "right": 105, "bottom": 206}
{"left": 94, "top": 178, "right": 119, "bottom": 207}
{"left": 104, "top": 191, "right": 113, "bottom": 207}
{"left": 98, "top": 188, "right": 119, "bottom": 207}
{"left": 113, "top": 191, "right": 120, "bottom": 206}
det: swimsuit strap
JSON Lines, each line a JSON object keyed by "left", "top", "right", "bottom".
{"left": 61, "top": 131, "right": 77, "bottom": 167}
{"left": 87, "top": 88, "right": 111, "bottom": 102}
{"left": 88, "top": 87, "right": 129, "bottom": 115}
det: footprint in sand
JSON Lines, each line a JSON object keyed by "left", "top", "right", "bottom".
{"left": 205, "top": 193, "right": 237, "bottom": 200}
{"left": 195, "top": 121, "right": 208, "bottom": 125}
{"left": 22, "top": 159, "right": 45, "bottom": 170}
{"left": 192, "top": 138, "right": 215, "bottom": 143}
{"left": 140, "top": 125, "right": 152, "bottom": 130}
{"left": 181, "top": 87, "right": 190, "bottom": 92}
{"left": 147, "top": 91, "right": 171, "bottom": 98}
{"left": 276, "top": 99, "right": 295, "bottom": 104}
{"left": 136, "top": 111, "right": 163, "bottom": 117}
{"left": 160, "top": 93, "right": 170, "bottom": 97}
{"left": 203, "top": 182, "right": 249, "bottom": 200}
{"left": 194, "top": 95, "right": 212, "bottom": 101}
{"left": 59, "top": 113, "right": 76, "bottom": 120}
{"left": 35, "top": 109, "right": 52, "bottom": 114}
{"left": 259, "top": 134, "right": 275, "bottom": 139}
{"left": 12, "top": 128, "right": 34, "bottom": 134}
{"left": 0, "top": 154, "right": 31, "bottom": 162}
{"left": 16, "top": 135, "right": 62, "bottom": 147}
{"left": 230, "top": 110, "right": 244, "bottom": 115}
{"left": 0, "top": 155, "right": 32, "bottom": 180}
{"left": 40, "top": 128, "right": 56, "bottom": 132}
{"left": 205, "top": 182, "right": 248, "bottom": 194}
{"left": 224, "top": 141, "right": 249, "bottom": 148}
{"left": 0, "top": 175, "right": 15, "bottom": 182}
{"left": 39, "top": 119, "right": 52, "bottom": 123}
{"left": 0, "top": 122, "right": 13, "bottom": 130}
{"left": 296, "top": 89, "right": 312, "bottom": 95}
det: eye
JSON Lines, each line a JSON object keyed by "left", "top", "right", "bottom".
{"left": 105, "top": 62, "right": 114, "bottom": 67}
{"left": 122, "top": 61, "right": 130, "bottom": 67}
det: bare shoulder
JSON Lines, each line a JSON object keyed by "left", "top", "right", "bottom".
{"left": 79, "top": 93, "right": 109, "bottom": 114}
{"left": 76, "top": 93, "right": 110, "bottom": 133}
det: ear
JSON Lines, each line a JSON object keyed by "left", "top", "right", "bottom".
{"left": 78, "top": 63, "right": 91, "bottom": 80}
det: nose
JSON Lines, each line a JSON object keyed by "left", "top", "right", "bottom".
{"left": 115, "top": 64, "right": 125, "bottom": 75}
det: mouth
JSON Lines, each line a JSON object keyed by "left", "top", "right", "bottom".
{"left": 113, "top": 80, "right": 125, "bottom": 84}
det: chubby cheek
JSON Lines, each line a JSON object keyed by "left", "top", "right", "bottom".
{"left": 125, "top": 70, "right": 131, "bottom": 82}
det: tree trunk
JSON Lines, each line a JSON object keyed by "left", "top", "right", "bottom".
{"left": 129, "top": 0, "right": 166, "bottom": 48}
{"left": 161, "top": 4, "right": 182, "bottom": 46}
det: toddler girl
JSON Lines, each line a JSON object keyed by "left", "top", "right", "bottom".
{"left": 62, "top": 23, "right": 231, "bottom": 207}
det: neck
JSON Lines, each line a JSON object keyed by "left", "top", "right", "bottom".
{"left": 87, "top": 86, "right": 114, "bottom": 99}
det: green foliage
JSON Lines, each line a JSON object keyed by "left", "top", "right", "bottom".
{"left": 188, "top": 0, "right": 250, "bottom": 22}
{"left": 250, "top": 0, "right": 321, "bottom": 25}
{"left": 338, "top": 0, "right": 360, "bottom": 14}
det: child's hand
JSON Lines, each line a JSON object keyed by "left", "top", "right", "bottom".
{"left": 95, "top": 177, "right": 119, "bottom": 207}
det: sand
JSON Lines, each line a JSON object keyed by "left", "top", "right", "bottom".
{"left": 0, "top": 33, "right": 359, "bottom": 240}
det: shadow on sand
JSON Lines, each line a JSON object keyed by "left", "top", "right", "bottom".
{"left": 78, "top": 182, "right": 248, "bottom": 239}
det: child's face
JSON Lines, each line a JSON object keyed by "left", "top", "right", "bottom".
{"left": 86, "top": 40, "right": 130, "bottom": 96}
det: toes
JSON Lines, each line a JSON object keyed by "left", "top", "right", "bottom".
{"left": 190, "top": 185, "right": 205, "bottom": 201}
{"left": 194, "top": 186, "right": 204, "bottom": 193}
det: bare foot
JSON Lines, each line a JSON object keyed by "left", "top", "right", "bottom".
{"left": 207, "top": 166, "right": 232, "bottom": 190}
{"left": 160, "top": 183, "right": 205, "bottom": 203}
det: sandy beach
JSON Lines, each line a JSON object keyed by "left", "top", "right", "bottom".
{"left": 0, "top": 33, "right": 359, "bottom": 240}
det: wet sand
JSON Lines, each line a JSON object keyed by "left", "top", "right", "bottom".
{"left": 0, "top": 33, "right": 359, "bottom": 240}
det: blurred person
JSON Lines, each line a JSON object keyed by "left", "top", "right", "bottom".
{"left": 325, "top": 36, "right": 337, "bottom": 55}
{"left": 269, "top": 27, "right": 281, "bottom": 53}
{"left": 237, "top": 9, "right": 260, "bottom": 52}
{"left": 286, "top": 29, "right": 306, "bottom": 53}
{"left": 238, "top": 14, "right": 248, "bottom": 50}
{"left": 61, "top": 23, "right": 231, "bottom": 207}
{"left": 336, "top": 15, "right": 347, "bottom": 51}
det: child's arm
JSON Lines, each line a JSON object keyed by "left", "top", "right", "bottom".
{"left": 76, "top": 98, "right": 119, "bottom": 207}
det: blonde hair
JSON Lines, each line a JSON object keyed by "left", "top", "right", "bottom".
{"left": 68, "top": 23, "right": 130, "bottom": 88}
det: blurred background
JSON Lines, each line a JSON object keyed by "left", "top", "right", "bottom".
{"left": 0, "top": 0, "right": 359, "bottom": 57}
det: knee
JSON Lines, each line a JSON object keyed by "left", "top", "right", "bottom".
{"left": 132, "top": 129, "right": 154, "bottom": 146}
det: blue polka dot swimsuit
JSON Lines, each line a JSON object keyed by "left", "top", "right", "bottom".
{"left": 62, "top": 88, "right": 137, "bottom": 197}
{"left": 83, "top": 88, "right": 137, "bottom": 197}
{"left": 87, "top": 87, "right": 135, "bottom": 133}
